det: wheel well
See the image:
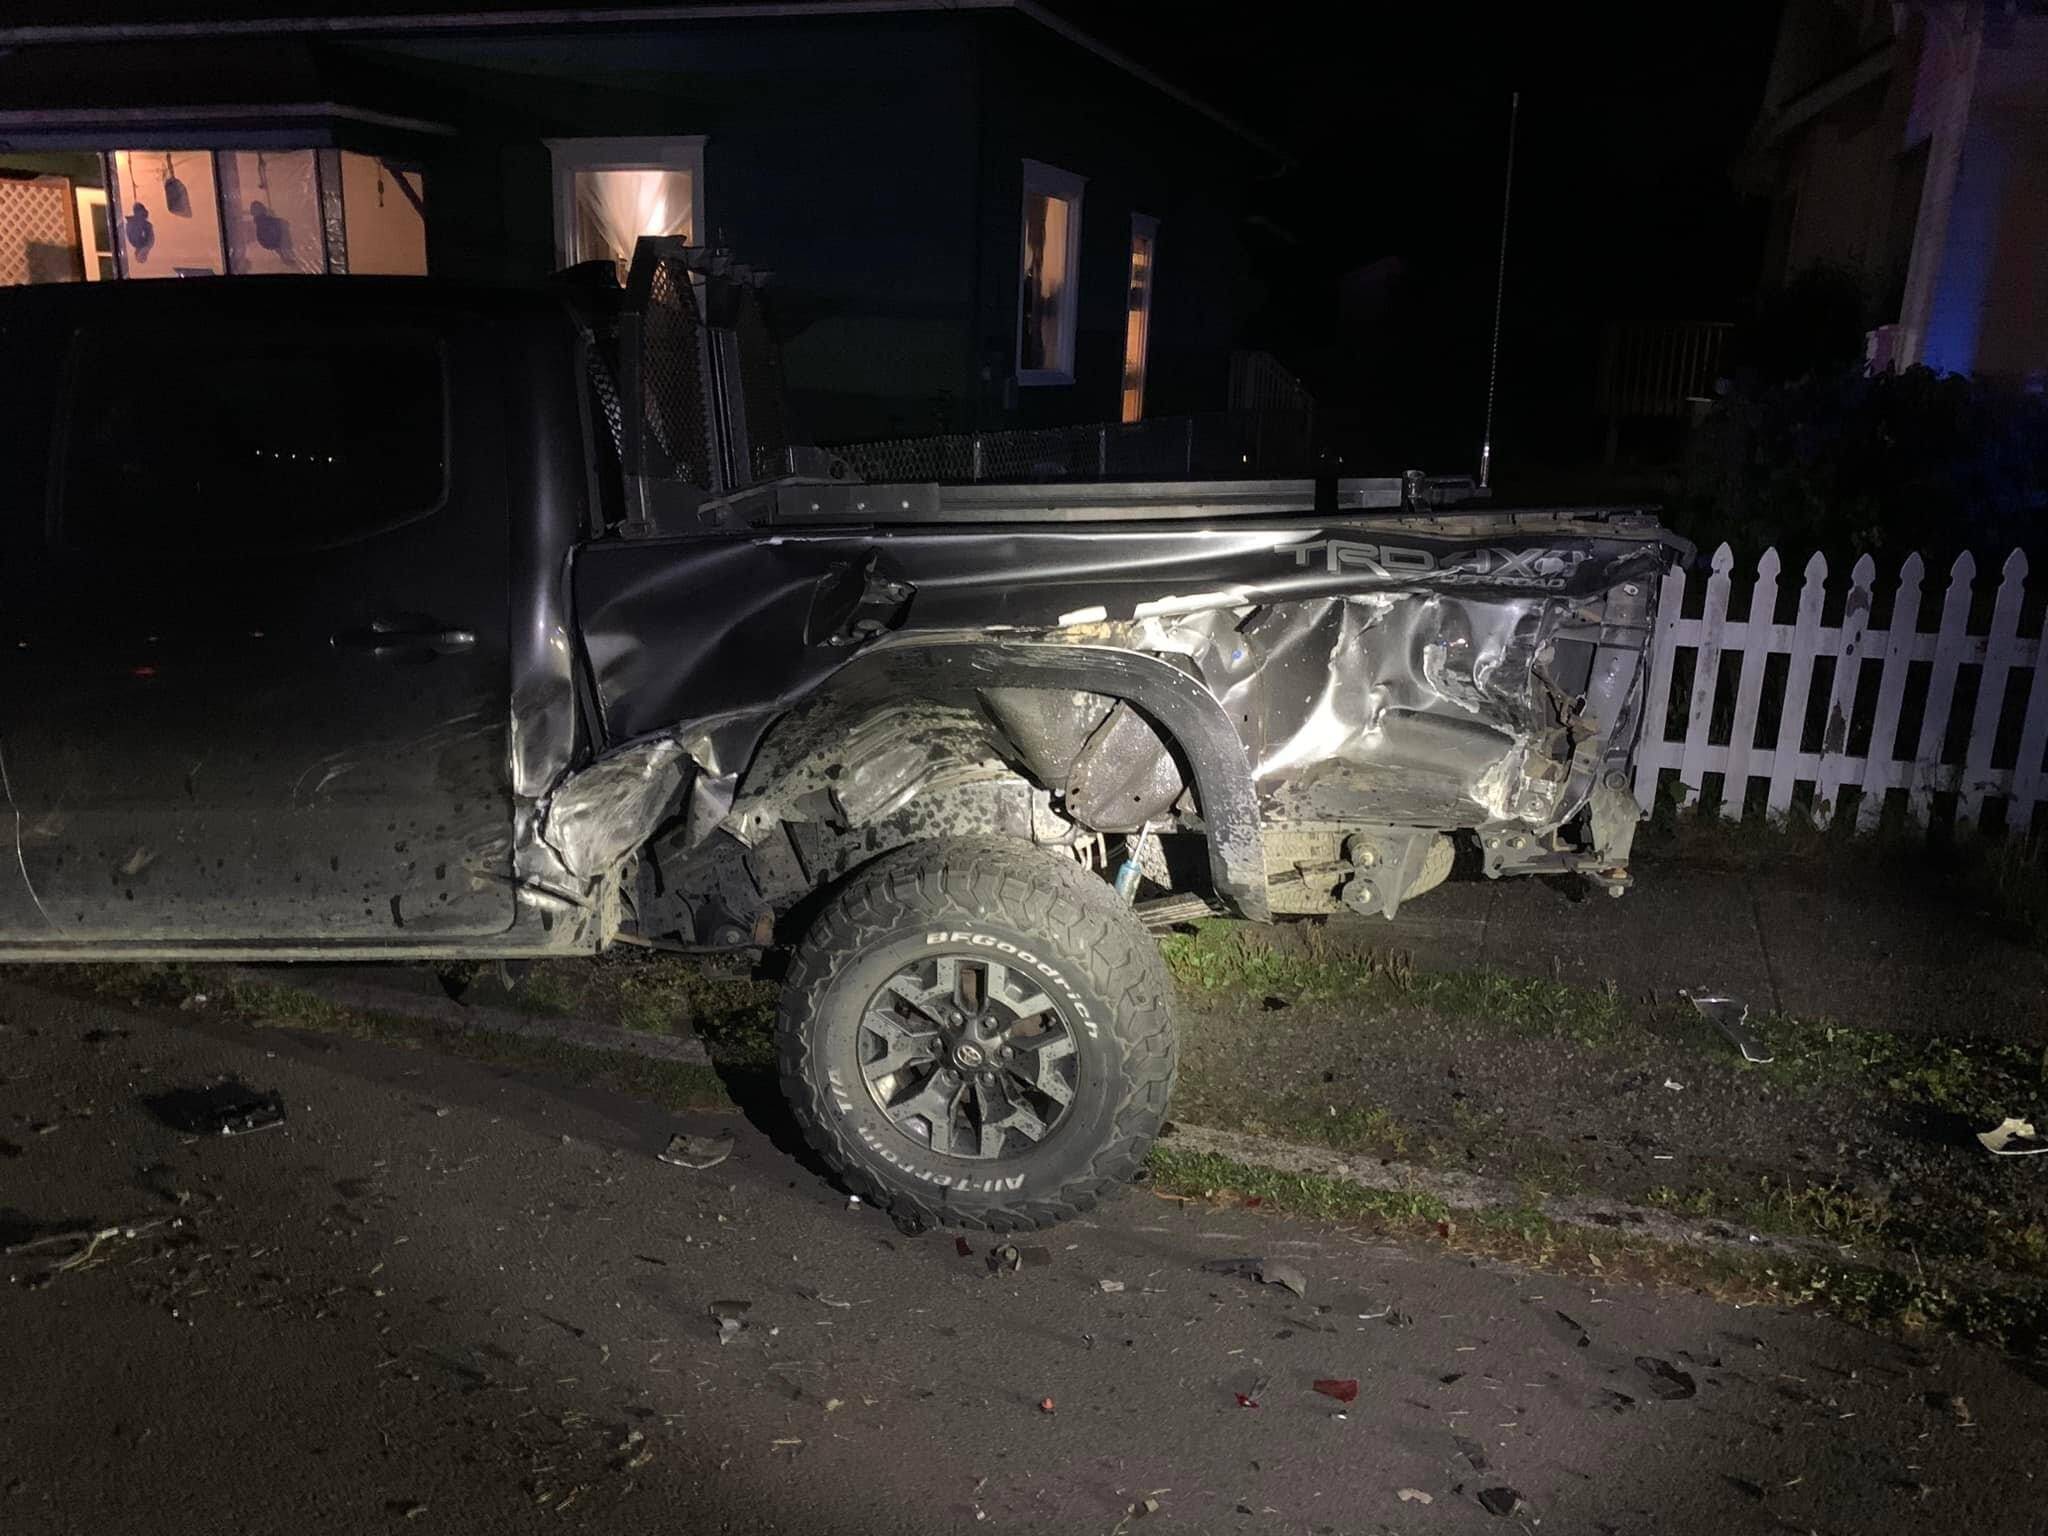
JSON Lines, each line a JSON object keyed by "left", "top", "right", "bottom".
{"left": 629, "top": 638, "right": 1272, "bottom": 944}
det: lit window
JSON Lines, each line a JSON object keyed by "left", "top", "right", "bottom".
{"left": 546, "top": 137, "right": 704, "bottom": 279}
{"left": 219, "top": 149, "right": 324, "bottom": 274}
{"left": 1016, "top": 159, "right": 1085, "bottom": 384}
{"left": 103, "top": 148, "right": 426, "bottom": 279}
{"left": 337, "top": 151, "right": 427, "bottom": 275}
{"left": 1121, "top": 214, "right": 1157, "bottom": 422}
{"left": 111, "top": 149, "right": 225, "bottom": 277}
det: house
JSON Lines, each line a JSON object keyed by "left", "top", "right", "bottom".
{"left": 1746, "top": 0, "right": 2048, "bottom": 383}
{"left": 0, "top": 1, "right": 1283, "bottom": 447}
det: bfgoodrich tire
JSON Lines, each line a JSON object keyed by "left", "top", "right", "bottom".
{"left": 778, "top": 837, "right": 1177, "bottom": 1232}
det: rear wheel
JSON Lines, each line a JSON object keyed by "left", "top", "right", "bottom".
{"left": 778, "top": 838, "right": 1176, "bottom": 1231}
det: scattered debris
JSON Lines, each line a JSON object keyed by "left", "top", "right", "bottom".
{"left": 1038, "top": 1397, "right": 1056, "bottom": 1414}
{"left": 1977, "top": 1117, "right": 2046, "bottom": 1157}
{"left": 1477, "top": 1486, "right": 1524, "bottom": 1517}
{"left": 657, "top": 1131, "right": 735, "bottom": 1170}
{"left": 1201, "top": 1256, "right": 1306, "bottom": 1298}
{"left": 1397, "top": 1489, "right": 1434, "bottom": 1505}
{"left": 798, "top": 1288, "right": 854, "bottom": 1309}
{"left": 142, "top": 1080, "right": 286, "bottom": 1137}
{"left": 1098, "top": 1278, "right": 1126, "bottom": 1294}
{"left": 1261, "top": 995, "right": 1289, "bottom": 1012}
{"left": 1684, "top": 991, "right": 1773, "bottom": 1063}
{"left": 1634, "top": 1356, "right": 1698, "bottom": 1401}
{"left": 709, "top": 1299, "right": 751, "bottom": 1344}
{"left": 1128, "top": 1496, "right": 1162, "bottom": 1518}
{"left": 822, "top": 1398, "right": 844, "bottom": 1414}
{"left": 1662, "top": 1079, "right": 1685, "bottom": 1092}
{"left": 1312, "top": 1378, "right": 1359, "bottom": 1404}
{"left": 956, "top": 1235, "right": 974, "bottom": 1257}
{"left": 1453, "top": 1434, "right": 1490, "bottom": 1472}
{"left": 1555, "top": 1310, "right": 1591, "bottom": 1347}
{"left": 1924, "top": 1392, "right": 1975, "bottom": 1427}
{"left": 3, "top": 1214, "right": 175, "bottom": 1276}
{"left": 984, "top": 1242, "right": 1052, "bottom": 1274}
{"left": 1382, "top": 1310, "right": 1414, "bottom": 1329}
{"left": 1234, "top": 1392, "right": 1260, "bottom": 1409}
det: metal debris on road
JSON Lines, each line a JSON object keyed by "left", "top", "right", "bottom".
{"left": 657, "top": 1130, "right": 736, "bottom": 1169}
{"left": 143, "top": 1080, "right": 287, "bottom": 1137}
{"left": 1976, "top": 1117, "right": 2047, "bottom": 1156}
{"left": 1201, "top": 1256, "right": 1307, "bottom": 1298}
{"left": 1477, "top": 1486, "right": 1525, "bottom": 1517}
{"left": 1312, "top": 1378, "right": 1359, "bottom": 1404}
{"left": 1634, "top": 1355, "right": 1699, "bottom": 1400}
{"left": 1683, "top": 991, "right": 1774, "bottom": 1063}
{"left": 1396, "top": 1488, "right": 1434, "bottom": 1505}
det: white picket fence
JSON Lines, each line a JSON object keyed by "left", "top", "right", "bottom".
{"left": 1631, "top": 545, "right": 2048, "bottom": 833}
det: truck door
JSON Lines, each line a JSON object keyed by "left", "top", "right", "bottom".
{"left": 0, "top": 285, "right": 516, "bottom": 944}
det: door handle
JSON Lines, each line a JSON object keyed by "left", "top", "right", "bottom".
{"left": 333, "top": 619, "right": 477, "bottom": 661}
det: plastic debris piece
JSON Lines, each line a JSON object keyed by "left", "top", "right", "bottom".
{"left": 1234, "top": 1392, "right": 1259, "bottom": 1409}
{"left": 1098, "top": 1278, "right": 1126, "bottom": 1294}
{"left": 1477, "top": 1486, "right": 1524, "bottom": 1517}
{"left": 1683, "top": 990, "right": 1773, "bottom": 1062}
{"left": 1311, "top": 1378, "right": 1358, "bottom": 1404}
{"left": 1977, "top": 1117, "right": 2047, "bottom": 1156}
{"left": 1662, "top": 1078, "right": 1685, "bottom": 1091}
{"left": 1397, "top": 1488, "right": 1433, "bottom": 1505}
{"left": 1038, "top": 1396, "right": 1055, "bottom": 1414}
{"left": 657, "top": 1131, "right": 735, "bottom": 1170}
{"left": 1202, "top": 1255, "right": 1307, "bottom": 1298}
{"left": 988, "top": 1243, "right": 1022, "bottom": 1274}
{"left": 1634, "top": 1355, "right": 1698, "bottom": 1400}
{"left": 709, "top": 1298, "right": 751, "bottom": 1344}
{"left": 1258, "top": 1260, "right": 1307, "bottom": 1297}
{"left": 1129, "top": 1496, "right": 1161, "bottom": 1517}
{"left": 143, "top": 1080, "right": 286, "bottom": 1137}
{"left": 956, "top": 1235, "right": 974, "bottom": 1257}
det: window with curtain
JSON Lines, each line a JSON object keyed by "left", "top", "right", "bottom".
{"left": 1121, "top": 215, "right": 1157, "bottom": 422}
{"left": 547, "top": 138, "right": 705, "bottom": 279}
{"left": 1016, "top": 159, "right": 1085, "bottom": 384}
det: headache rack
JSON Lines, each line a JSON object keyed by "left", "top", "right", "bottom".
{"left": 569, "top": 236, "right": 1486, "bottom": 535}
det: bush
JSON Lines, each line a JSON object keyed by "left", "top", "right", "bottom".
{"left": 1674, "top": 364, "right": 2048, "bottom": 562}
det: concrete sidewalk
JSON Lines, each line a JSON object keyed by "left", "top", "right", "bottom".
{"left": 1353, "top": 851, "right": 2048, "bottom": 1041}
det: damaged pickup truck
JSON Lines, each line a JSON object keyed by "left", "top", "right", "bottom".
{"left": 0, "top": 244, "right": 1684, "bottom": 1230}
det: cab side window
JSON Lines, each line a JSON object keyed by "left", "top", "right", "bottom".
{"left": 58, "top": 329, "right": 447, "bottom": 554}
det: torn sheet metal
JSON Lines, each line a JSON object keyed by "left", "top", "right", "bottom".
{"left": 536, "top": 736, "right": 690, "bottom": 881}
{"left": 1684, "top": 991, "right": 1773, "bottom": 1063}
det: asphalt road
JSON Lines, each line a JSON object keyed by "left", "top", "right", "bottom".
{"left": 3, "top": 976, "right": 2043, "bottom": 1534}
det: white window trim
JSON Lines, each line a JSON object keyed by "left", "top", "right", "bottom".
{"left": 544, "top": 135, "right": 707, "bottom": 271}
{"left": 1015, "top": 157, "right": 1086, "bottom": 386}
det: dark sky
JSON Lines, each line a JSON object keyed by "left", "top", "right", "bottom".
{"left": 1063, "top": 1, "right": 1787, "bottom": 469}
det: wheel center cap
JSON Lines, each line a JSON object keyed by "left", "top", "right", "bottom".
{"left": 952, "top": 1040, "right": 986, "bottom": 1070}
